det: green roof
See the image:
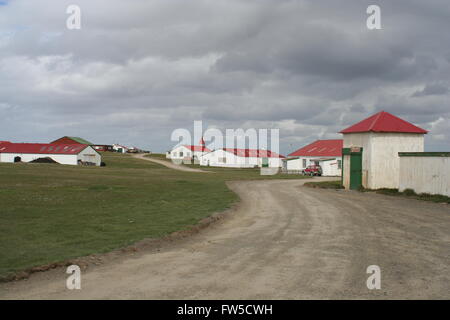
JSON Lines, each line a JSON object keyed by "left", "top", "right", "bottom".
{"left": 70, "top": 137, "right": 92, "bottom": 144}
{"left": 50, "top": 136, "right": 94, "bottom": 145}
{"left": 66, "top": 137, "right": 93, "bottom": 145}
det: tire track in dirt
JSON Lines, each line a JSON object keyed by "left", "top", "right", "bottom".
{"left": 0, "top": 178, "right": 448, "bottom": 299}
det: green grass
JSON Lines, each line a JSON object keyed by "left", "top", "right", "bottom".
{"left": 148, "top": 154, "right": 308, "bottom": 180}
{"left": 0, "top": 152, "right": 305, "bottom": 279}
{"left": 147, "top": 153, "right": 167, "bottom": 160}
{"left": 304, "top": 180, "right": 343, "bottom": 189}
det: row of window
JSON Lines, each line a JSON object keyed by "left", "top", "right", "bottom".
{"left": 39, "top": 145, "right": 81, "bottom": 152}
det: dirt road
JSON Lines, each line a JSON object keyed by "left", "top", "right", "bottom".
{"left": 1, "top": 179, "right": 449, "bottom": 299}
{"left": 133, "top": 154, "right": 211, "bottom": 173}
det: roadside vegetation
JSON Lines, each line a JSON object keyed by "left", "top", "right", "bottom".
{"left": 304, "top": 180, "right": 343, "bottom": 189}
{"left": 370, "top": 188, "right": 450, "bottom": 204}
{"left": 0, "top": 152, "right": 305, "bottom": 280}
{"left": 304, "top": 180, "right": 449, "bottom": 204}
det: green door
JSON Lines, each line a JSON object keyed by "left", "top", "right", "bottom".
{"left": 350, "top": 153, "right": 362, "bottom": 190}
{"left": 262, "top": 158, "right": 269, "bottom": 168}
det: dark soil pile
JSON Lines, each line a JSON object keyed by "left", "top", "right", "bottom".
{"left": 29, "top": 157, "right": 59, "bottom": 164}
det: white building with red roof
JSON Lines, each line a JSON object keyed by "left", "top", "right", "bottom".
{"left": 112, "top": 144, "right": 130, "bottom": 153}
{"left": 199, "top": 148, "right": 285, "bottom": 168}
{"left": 0, "top": 141, "right": 101, "bottom": 166}
{"left": 340, "top": 111, "right": 427, "bottom": 190}
{"left": 166, "top": 138, "right": 211, "bottom": 163}
{"left": 286, "top": 139, "right": 343, "bottom": 176}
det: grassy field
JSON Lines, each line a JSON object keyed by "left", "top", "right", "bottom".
{"left": 146, "top": 153, "right": 167, "bottom": 160}
{"left": 0, "top": 152, "right": 305, "bottom": 279}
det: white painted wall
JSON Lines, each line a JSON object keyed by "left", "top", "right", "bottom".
{"left": 168, "top": 145, "right": 190, "bottom": 160}
{"left": 268, "top": 157, "right": 283, "bottom": 168}
{"left": 200, "top": 149, "right": 254, "bottom": 168}
{"left": 168, "top": 145, "right": 206, "bottom": 162}
{"left": 0, "top": 146, "right": 101, "bottom": 166}
{"left": 200, "top": 149, "right": 282, "bottom": 168}
{"left": 342, "top": 154, "right": 350, "bottom": 188}
{"left": 77, "top": 146, "right": 102, "bottom": 166}
{"left": 320, "top": 159, "right": 342, "bottom": 176}
{"left": 343, "top": 132, "right": 424, "bottom": 189}
{"left": 369, "top": 133, "right": 424, "bottom": 189}
{"left": 399, "top": 155, "right": 450, "bottom": 196}
{"left": 113, "top": 144, "right": 128, "bottom": 153}
{"left": 286, "top": 157, "right": 314, "bottom": 171}
{"left": 1, "top": 153, "right": 78, "bottom": 165}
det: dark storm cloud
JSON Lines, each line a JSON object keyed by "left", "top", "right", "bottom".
{"left": 0, "top": 0, "right": 449, "bottom": 154}
{"left": 412, "top": 83, "right": 449, "bottom": 97}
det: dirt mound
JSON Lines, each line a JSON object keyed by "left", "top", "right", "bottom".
{"left": 29, "top": 157, "right": 59, "bottom": 164}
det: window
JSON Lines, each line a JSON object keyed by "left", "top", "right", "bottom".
{"left": 337, "top": 160, "right": 342, "bottom": 169}
{"left": 219, "top": 157, "right": 226, "bottom": 163}
{"left": 180, "top": 152, "right": 183, "bottom": 157}
{"left": 302, "top": 159, "right": 307, "bottom": 168}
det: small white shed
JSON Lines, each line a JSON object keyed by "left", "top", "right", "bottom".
{"left": 112, "top": 144, "right": 129, "bottom": 153}
{"left": 340, "top": 111, "right": 427, "bottom": 190}
{"left": 167, "top": 144, "right": 211, "bottom": 163}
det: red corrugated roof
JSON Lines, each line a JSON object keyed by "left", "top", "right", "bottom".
{"left": 288, "top": 140, "right": 343, "bottom": 157}
{"left": 223, "top": 148, "right": 285, "bottom": 158}
{"left": 0, "top": 143, "right": 89, "bottom": 155}
{"left": 183, "top": 145, "right": 211, "bottom": 152}
{"left": 340, "top": 111, "right": 428, "bottom": 134}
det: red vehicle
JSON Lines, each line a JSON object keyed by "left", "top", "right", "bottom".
{"left": 302, "top": 164, "right": 322, "bottom": 176}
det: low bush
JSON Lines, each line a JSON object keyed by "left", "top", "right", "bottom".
{"left": 373, "top": 188, "right": 449, "bottom": 204}
{"left": 304, "top": 180, "right": 343, "bottom": 189}
{"left": 403, "top": 188, "right": 416, "bottom": 196}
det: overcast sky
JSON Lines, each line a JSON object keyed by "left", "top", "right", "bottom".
{"left": 1, "top": 0, "right": 449, "bottom": 154}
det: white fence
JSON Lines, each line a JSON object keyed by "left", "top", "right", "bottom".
{"left": 398, "top": 153, "right": 450, "bottom": 197}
